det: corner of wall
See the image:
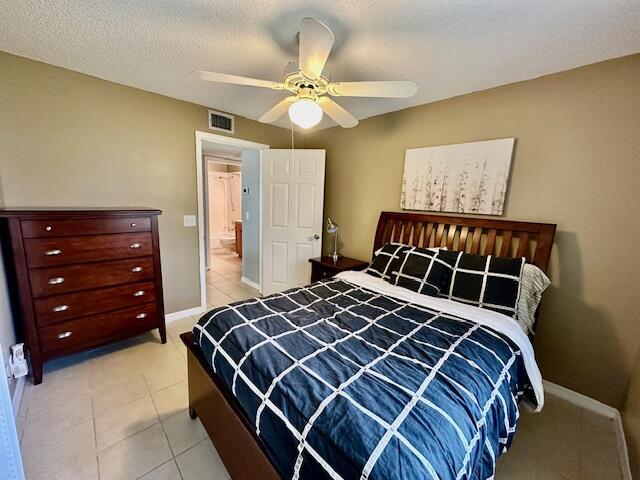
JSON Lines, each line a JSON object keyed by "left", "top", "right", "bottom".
{"left": 0, "top": 171, "right": 18, "bottom": 398}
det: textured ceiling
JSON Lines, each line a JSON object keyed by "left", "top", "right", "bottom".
{"left": 1, "top": 1, "right": 639, "bottom": 130}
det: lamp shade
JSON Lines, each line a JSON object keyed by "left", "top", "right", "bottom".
{"left": 288, "top": 99, "right": 323, "bottom": 129}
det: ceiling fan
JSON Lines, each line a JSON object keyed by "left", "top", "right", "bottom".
{"left": 194, "top": 18, "right": 418, "bottom": 129}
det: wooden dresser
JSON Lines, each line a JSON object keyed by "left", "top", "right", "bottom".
{"left": 0, "top": 208, "right": 166, "bottom": 384}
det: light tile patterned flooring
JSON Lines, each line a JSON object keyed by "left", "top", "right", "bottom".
{"left": 15, "top": 251, "right": 623, "bottom": 479}
{"left": 205, "top": 251, "right": 259, "bottom": 309}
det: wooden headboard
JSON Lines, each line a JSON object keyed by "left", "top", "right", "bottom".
{"left": 373, "top": 212, "right": 557, "bottom": 273}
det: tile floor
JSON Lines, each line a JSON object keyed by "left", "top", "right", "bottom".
{"left": 496, "top": 395, "right": 622, "bottom": 479}
{"left": 15, "top": 250, "right": 623, "bottom": 479}
{"left": 206, "top": 250, "right": 258, "bottom": 309}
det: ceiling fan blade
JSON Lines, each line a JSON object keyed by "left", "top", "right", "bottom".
{"left": 328, "top": 81, "right": 418, "bottom": 98}
{"left": 299, "top": 18, "right": 334, "bottom": 80}
{"left": 194, "top": 70, "right": 285, "bottom": 90}
{"left": 258, "top": 96, "right": 298, "bottom": 123}
{"left": 318, "top": 97, "right": 358, "bottom": 128}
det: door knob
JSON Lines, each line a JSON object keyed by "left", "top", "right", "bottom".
{"left": 309, "top": 234, "right": 320, "bottom": 241}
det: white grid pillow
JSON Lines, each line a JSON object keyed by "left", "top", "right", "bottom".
{"left": 438, "top": 251, "right": 526, "bottom": 318}
{"left": 365, "top": 243, "right": 412, "bottom": 281}
{"left": 387, "top": 247, "right": 453, "bottom": 297}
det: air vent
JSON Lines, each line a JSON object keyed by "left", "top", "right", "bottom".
{"left": 208, "top": 110, "right": 235, "bottom": 134}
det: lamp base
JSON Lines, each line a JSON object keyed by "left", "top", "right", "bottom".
{"left": 330, "top": 252, "right": 340, "bottom": 263}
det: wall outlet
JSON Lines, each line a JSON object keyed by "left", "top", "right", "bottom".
{"left": 183, "top": 215, "right": 197, "bottom": 227}
{"left": 10, "top": 343, "right": 28, "bottom": 378}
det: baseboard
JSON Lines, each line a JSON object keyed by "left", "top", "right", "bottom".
{"left": 616, "top": 418, "right": 632, "bottom": 480}
{"left": 241, "top": 276, "right": 261, "bottom": 293}
{"left": 543, "top": 380, "right": 632, "bottom": 479}
{"left": 165, "top": 306, "right": 205, "bottom": 324}
{"left": 543, "top": 380, "right": 617, "bottom": 418}
{"left": 11, "top": 376, "right": 25, "bottom": 419}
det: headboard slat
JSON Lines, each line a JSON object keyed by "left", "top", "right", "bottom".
{"left": 412, "top": 222, "right": 424, "bottom": 246}
{"left": 500, "top": 230, "right": 513, "bottom": 257}
{"left": 459, "top": 226, "right": 470, "bottom": 252}
{"left": 392, "top": 221, "right": 402, "bottom": 243}
{"left": 402, "top": 221, "right": 413, "bottom": 245}
{"left": 434, "top": 224, "right": 445, "bottom": 247}
{"left": 424, "top": 223, "right": 434, "bottom": 248}
{"left": 516, "top": 232, "right": 530, "bottom": 259}
{"left": 372, "top": 212, "right": 556, "bottom": 272}
{"left": 446, "top": 225, "right": 457, "bottom": 249}
{"left": 485, "top": 229, "right": 497, "bottom": 256}
{"left": 470, "top": 227, "right": 483, "bottom": 254}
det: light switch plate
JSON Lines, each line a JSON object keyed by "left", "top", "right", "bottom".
{"left": 183, "top": 215, "right": 197, "bottom": 227}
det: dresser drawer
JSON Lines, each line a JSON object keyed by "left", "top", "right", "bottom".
{"left": 29, "top": 257, "right": 154, "bottom": 298}
{"left": 21, "top": 216, "right": 151, "bottom": 238}
{"left": 25, "top": 232, "right": 153, "bottom": 267}
{"left": 39, "top": 303, "right": 158, "bottom": 353}
{"left": 34, "top": 281, "right": 156, "bottom": 326}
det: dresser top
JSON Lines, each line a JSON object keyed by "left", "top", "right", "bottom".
{"left": 0, "top": 207, "right": 162, "bottom": 218}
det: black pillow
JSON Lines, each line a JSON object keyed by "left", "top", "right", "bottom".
{"left": 387, "top": 247, "right": 453, "bottom": 297}
{"left": 437, "top": 251, "right": 525, "bottom": 318}
{"left": 365, "top": 243, "right": 412, "bottom": 281}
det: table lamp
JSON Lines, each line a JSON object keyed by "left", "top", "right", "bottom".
{"left": 327, "top": 218, "right": 340, "bottom": 262}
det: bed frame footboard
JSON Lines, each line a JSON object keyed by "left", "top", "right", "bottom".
{"left": 181, "top": 332, "right": 280, "bottom": 480}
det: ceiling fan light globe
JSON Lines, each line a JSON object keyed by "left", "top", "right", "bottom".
{"left": 288, "top": 99, "right": 323, "bottom": 129}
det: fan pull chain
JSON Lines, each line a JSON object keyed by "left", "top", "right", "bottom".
{"left": 291, "top": 120, "right": 295, "bottom": 164}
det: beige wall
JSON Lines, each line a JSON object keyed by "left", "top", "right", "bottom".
{"left": 306, "top": 54, "right": 640, "bottom": 410}
{"left": 0, "top": 51, "right": 294, "bottom": 314}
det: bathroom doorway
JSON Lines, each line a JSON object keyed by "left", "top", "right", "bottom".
{"left": 206, "top": 156, "right": 242, "bottom": 281}
{"left": 196, "top": 131, "right": 268, "bottom": 312}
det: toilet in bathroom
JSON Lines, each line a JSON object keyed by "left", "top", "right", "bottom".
{"left": 218, "top": 234, "right": 235, "bottom": 251}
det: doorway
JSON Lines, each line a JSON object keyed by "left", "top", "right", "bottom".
{"left": 206, "top": 156, "right": 242, "bottom": 281}
{"left": 195, "top": 131, "right": 269, "bottom": 312}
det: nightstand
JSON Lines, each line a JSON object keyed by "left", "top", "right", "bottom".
{"left": 309, "top": 256, "right": 369, "bottom": 282}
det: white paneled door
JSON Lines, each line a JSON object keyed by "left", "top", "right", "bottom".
{"left": 262, "top": 149, "right": 326, "bottom": 296}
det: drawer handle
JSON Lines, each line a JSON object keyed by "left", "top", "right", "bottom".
{"left": 45, "top": 249, "right": 62, "bottom": 256}
{"left": 130, "top": 222, "right": 137, "bottom": 227}
{"left": 52, "top": 305, "right": 69, "bottom": 312}
{"left": 133, "top": 290, "right": 145, "bottom": 297}
{"left": 45, "top": 225, "right": 52, "bottom": 231}
{"left": 57, "top": 331, "right": 72, "bottom": 339}
{"left": 48, "top": 277, "right": 65, "bottom": 285}
{"left": 136, "top": 313, "right": 147, "bottom": 319}
{"left": 130, "top": 243, "right": 141, "bottom": 249}
{"left": 131, "top": 266, "right": 143, "bottom": 273}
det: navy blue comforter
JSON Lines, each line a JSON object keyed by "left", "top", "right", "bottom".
{"left": 193, "top": 278, "right": 534, "bottom": 480}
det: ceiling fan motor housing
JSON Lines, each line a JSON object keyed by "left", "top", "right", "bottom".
{"left": 282, "top": 60, "right": 330, "bottom": 97}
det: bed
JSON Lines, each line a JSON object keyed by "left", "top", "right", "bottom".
{"left": 181, "top": 211, "right": 556, "bottom": 480}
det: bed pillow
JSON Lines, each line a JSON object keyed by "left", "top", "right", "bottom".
{"left": 387, "top": 247, "right": 453, "bottom": 297}
{"left": 517, "top": 263, "right": 551, "bottom": 334}
{"left": 365, "top": 243, "right": 413, "bottom": 280}
{"left": 437, "top": 250, "right": 526, "bottom": 318}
